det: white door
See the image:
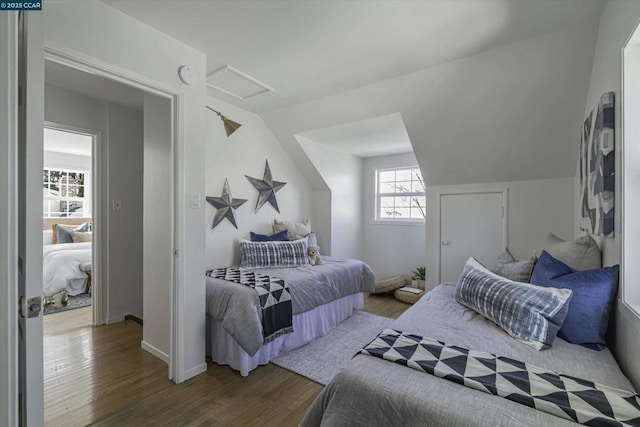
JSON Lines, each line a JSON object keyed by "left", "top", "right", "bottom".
{"left": 439, "top": 191, "right": 506, "bottom": 283}
{"left": 17, "top": 10, "right": 45, "bottom": 426}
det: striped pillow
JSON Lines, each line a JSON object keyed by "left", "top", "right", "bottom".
{"left": 455, "top": 257, "right": 572, "bottom": 350}
{"left": 240, "top": 238, "right": 309, "bottom": 269}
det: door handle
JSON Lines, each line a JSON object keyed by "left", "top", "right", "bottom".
{"left": 441, "top": 240, "right": 450, "bottom": 246}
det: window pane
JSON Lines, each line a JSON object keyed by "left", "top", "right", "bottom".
{"left": 395, "top": 196, "right": 411, "bottom": 208}
{"left": 77, "top": 185, "right": 84, "bottom": 198}
{"left": 49, "top": 171, "right": 61, "bottom": 183}
{"left": 394, "top": 208, "right": 410, "bottom": 218}
{"left": 412, "top": 180, "right": 425, "bottom": 193}
{"left": 378, "top": 170, "right": 395, "bottom": 183}
{"left": 411, "top": 168, "right": 423, "bottom": 181}
{"left": 378, "top": 182, "right": 395, "bottom": 193}
{"left": 43, "top": 170, "right": 49, "bottom": 183}
{"left": 67, "top": 172, "right": 80, "bottom": 185}
{"left": 49, "top": 183, "right": 59, "bottom": 193}
{"left": 394, "top": 181, "right": 412, "bottom": 193}
{"left": 395, "top": 169, "right": 412, "bottom": 181}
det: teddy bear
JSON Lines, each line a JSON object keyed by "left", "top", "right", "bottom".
{"left": 308, "top": 245, "right": 324, "bottom": 266}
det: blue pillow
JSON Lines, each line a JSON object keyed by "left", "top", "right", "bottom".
{"left": 249, "top": 229, "right": 289, "bottom": 242}
{"left": 530, "top": 250, "right": 619, "bottom": 350}
{"left": 456, "top": 257, "right": 572, "bottom": 350}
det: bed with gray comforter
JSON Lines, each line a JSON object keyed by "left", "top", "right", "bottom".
{"left": 301, "top": 283, "right": 636, "bottom": 426}
{"left": 206, "top": 256, "right": 375, "bottom": 356}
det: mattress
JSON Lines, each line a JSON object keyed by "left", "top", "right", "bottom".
{"left": 302, "top": 284, "right": 635, "bottom": 426}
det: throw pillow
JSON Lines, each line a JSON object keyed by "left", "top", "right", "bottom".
{"left": 239, "top": 238, "right": 309, "bottom": 269}
{"left": 542, "top": 233, "right": 601, "bottom": 271}
{"left": 71, "top": 231, "right": 92, "bottom": 243}
{"left": 456, "top": 257, "right": 572, "bottom": 350}
{"left": 250, "top": 230, "right": 289, "bottom": 242}
{"left": 490, "top": 248, "right": 537, "bottom": 282}
{"left": 530, "top": 250, "right": 619, "bottom": 350}
{"left": 273, "top": 219, "right": 311, "bottom": 240}
{"left": 54, "top": 224, "right": 77, "bottom": 244}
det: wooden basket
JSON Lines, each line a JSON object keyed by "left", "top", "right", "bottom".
{"left": 393, "top": 288, "right": 424, "bottom": 304}
{"left": 373, "top": 276, "right": 407, "bottom": 294}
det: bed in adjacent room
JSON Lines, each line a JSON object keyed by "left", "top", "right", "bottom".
{"left": 302, "top": 236, "right": 638, "bottom": 426}
{"left": 43, "top": 220, "right": 92, "bottom": 297}
{"left": 205, "top": 222, "right": 375, "bottom": 376}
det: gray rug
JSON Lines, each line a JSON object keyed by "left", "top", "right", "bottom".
{"left": 44, "top": 293, "right": 92, "bottom": 315}
{"left": 271, "top": 311, "right": 392, "bottom": 385}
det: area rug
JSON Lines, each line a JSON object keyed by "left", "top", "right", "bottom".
{"left": 270, "top": 311, "right": 392, "bottom": 385}
{"left": 44, "top": 293, "right": 91, "bottom": 315}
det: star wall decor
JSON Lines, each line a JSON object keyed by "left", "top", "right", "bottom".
{"left": 206, "top": 178, "right": 247, "bottom": 229}
{"left": 245, "top": 160, "right": 287, "bottom": 213}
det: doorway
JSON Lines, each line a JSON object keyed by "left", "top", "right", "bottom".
{"left": 438, "top": 190, "right": 508, "bottom": 283}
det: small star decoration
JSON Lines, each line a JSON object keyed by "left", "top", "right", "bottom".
{"left": 245, "top": 160, "right": 287, "bottom": 213}
{"left": 206, "top": 178, "right": 247, "bottom": 229}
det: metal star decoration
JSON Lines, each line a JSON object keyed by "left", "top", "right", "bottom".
{"left": 206, "top": 179, "right": 247, "bottom": 229}
{"left": 245, "top": 160, "right": 287, "bottom": 213}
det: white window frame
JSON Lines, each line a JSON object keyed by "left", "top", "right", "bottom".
{"left": 374, "top": 165, "right": 426, "bottom": 223}
{"left": 42, "top": 166, "right": 90, "bottom": 218}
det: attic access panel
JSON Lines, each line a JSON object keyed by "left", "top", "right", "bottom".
{"left": 206, "top": 65, "right": 274, "bottom": 100}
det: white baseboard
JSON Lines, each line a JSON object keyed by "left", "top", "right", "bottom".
{"left": 141, "top": 340, "right": 169, "bottom": 364}
{"left": 105, "top": 314, "right": 124, "bottom": 324}
{"left": 184, "top": 362, "right": 207, "bottom": 380}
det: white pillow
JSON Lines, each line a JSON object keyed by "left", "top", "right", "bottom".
{"left": 273, "top": 219, "right": 311, "bottom": 240}
{"left": 43, "top": 229, "right": 53, "bottom": 246}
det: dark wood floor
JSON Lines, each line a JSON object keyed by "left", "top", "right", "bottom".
{"left": 43, "top": 293, "right": 411, "bottom": 426}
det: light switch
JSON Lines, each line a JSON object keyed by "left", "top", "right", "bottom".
{"left": 191, "top": 193, "right": 201, "bottom": 209}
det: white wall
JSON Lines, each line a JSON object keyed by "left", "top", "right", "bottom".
{"left": 44, "top": 84, "right": 144, "bottom": 322}
{"left": 106, "top": 103, "right": 144, "bottom": 320}
{"left": 362, "top": 153, "right": 426, "bottom": 280}
{"left": 298, "top": 138, "right": 363, "bottom": 258}
{"left": 44, "top": 0, "right": 208, "bottom": 381}
{"left": 205, "top": 97, "right": 313, "bottom": 267}
{"left": 143, "top": 93, "right": 172, "bottom": 362}
{"left": 426, "top": 178, "right": 575, "bottom": 289}
{"left": 575, "top": 0, "right": 640, "bottom": 390}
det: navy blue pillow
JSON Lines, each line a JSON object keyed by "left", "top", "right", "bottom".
{"left": 249, "top": 229, "right": 289, "bottom": 242}
{"left": 530, "top": 250, "right": 619, "bottom": 350}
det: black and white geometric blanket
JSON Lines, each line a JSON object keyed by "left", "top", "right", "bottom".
{"left": 207, "top": 267, "right": 293, "bottom": 343}
{"left": 359, "top": 329, "right": 640, "bottom": 426}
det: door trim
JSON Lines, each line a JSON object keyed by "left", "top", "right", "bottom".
{"left": 436, "top": 188, "right": 509, "bottom": 283}
{"left": 43, "top": 122, "right": 104, "bottom": 325}
{"left": 43, "top": 45, "right": 181, "bottom": 382}
{"left": 0, "top": 12, "right": 19, "bottom": 427}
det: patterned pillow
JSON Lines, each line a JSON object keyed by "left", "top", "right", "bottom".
{"left": 490, "top": 248, "right": 537, "bottom": 282}
{"left": 249, "top": 230, "right": 289, "bottom": 242}
{"left": 240, "top": 238, "right": 309, "bottom": 269}
{"left": 456, "top": 257, "right": 572, "bottom": 350}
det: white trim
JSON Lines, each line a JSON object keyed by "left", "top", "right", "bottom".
{"left": 44, "top": 121, "right": 105, "bottom": 326}
{"left": 436, "top": 188, "right": 509, "bottom": 283}
{"left": 184, "top": 363, "right": 208, "bottom": 380}
{"left": 141, "top": 341, "right": 170, "bottom": 365}
{"left": 373, "top": 165, "right": 426, "bottom": 223}
{"left": 43, "top": 44, "right": 182, "bottom": 382}
{"left": 0, "top": 12, "right": 19, "bottom": 427}
{"left": 105, "top": 315, "right": 125, "bottom": 325}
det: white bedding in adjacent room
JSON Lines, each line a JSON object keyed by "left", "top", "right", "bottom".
{"left": 42, "top": 241, "right": 91, "bottom": 297}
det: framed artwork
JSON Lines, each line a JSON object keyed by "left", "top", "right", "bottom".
{"left": 580, "top": 91, "right": 615, "bottom": 237}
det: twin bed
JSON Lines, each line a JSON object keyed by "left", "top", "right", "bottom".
{"left": 206, "top": 228, "right": 638, "bottom": 426}
{"left": 205, "top": 256, "right": 375, "bottom": 376}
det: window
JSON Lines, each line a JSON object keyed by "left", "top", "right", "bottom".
{"left": 375, "top": 166, "right": 426, "bottom": 221}
{"left": 43, "top": 168, "right": 88, "bottom": 218}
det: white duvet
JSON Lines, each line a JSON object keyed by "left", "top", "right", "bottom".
{"left": 42, "top": 242, "right": 92, "bottom": 297}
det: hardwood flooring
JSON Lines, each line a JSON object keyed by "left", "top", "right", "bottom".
{"left": 44, "top": 292, "right": 411, "bottom": 426}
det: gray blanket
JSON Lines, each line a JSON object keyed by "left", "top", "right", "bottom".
{"left": 302, "top": 284, "right": 636, "bottom": 427}
{"left": 206, "top": 257, "right": 375, "bottom": 356}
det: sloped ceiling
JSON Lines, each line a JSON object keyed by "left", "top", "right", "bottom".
{"left": 100, "top": 0, "right": 602, "bottom": 187}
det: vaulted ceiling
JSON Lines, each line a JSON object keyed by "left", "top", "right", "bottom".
{"left": 100, "top": 0, "right": 604, "bottom": 187}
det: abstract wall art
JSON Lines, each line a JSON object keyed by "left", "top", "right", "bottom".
{"left": 580, "top": 91, "right": 615, "bottom": 237}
